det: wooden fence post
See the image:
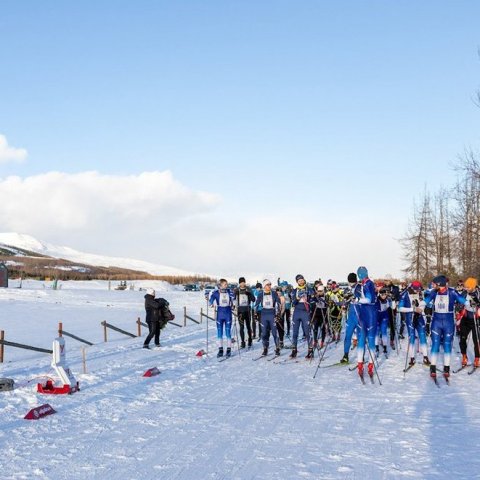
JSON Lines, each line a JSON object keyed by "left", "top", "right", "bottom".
{"left": 137, "top": 317, "right": 142, "bottom": 337}
{"left": 103, "top": 321, "right": 108, "bottom": 342}
{"left": 0, "top": 330, "right": 4, "bottom": 364}
{"left": 58, "top": 322, "right": 63, "bottom": 337}
{"left": 184, "top": 306, "right": 187, "bottom": 327}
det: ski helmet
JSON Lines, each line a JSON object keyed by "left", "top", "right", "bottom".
{"left": 357, "top": 266, "right": 368, "bottom": 280}
{"left": 295, "top": 274, "right": 305, "bottom": 283}
{"left": 347, "top": 273, "right": 357, "bottom": 283}
{"left": 432, "top": 275, "right": 448, "bottom": 287}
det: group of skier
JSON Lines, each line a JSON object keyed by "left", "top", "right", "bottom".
{"left": 204, "top": 267, "right": 480, "bottom": 384}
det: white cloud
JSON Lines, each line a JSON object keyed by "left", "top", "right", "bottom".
{"left": 0, "top": 135, "right": 28, "bottom": 164}
{"left": 0, "top": 170, "right": 220, "bottom": 253}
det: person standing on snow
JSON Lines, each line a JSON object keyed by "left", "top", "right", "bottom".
{"left": 252, "top": 282, "right": 263, "bottom": 340}
{"left": 209, "top": 279, "right": 235, "bottom": 358}
{"left": 423, "top": 275, "right": 466, "bottom": 379}
{"left": 458, "top": 277, "right": 480, "bottom": 368}
{"left": 398, "top": 281, "right": 430, "bottom": 367}
{"left": 311, "top": 285, "right": 329, "bottom": 349}
{"left": 340, "top": 273, "right": 361, "bottom": 363}
{"left": 274, "top": 286, "right": 287, "bottom": 348}
{"left": 326, "top": 282, "right": 343, "bottom": 342}
{"left": 354, "top": 266, "right": 377, "bottom": 379}
{"left": 290, "top": 274, "right": 314, "bottom": 359}
{"left": 280, "top": 281, "right": 293, "bottom": 337}
{"left": 143, "top": 288, "right": 170, "bottom": 349}
{"left": 254, "top": 280, "right": 281, "bottom": 356}
{"left": 375, "top": 288, "right": 392, "bottom": 357}
{"left": 235, "top": 277, "right": 256, "bottom": 348}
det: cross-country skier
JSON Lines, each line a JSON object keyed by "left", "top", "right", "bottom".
{"left": 235, "top": 277, "right": 255, "bottom": 348}
{"left": 384, "top": 279, "right": 400, "bottom": 349}
{"left": 274, "top": 286, "right": 287, "bottom": 348}
{"left": 423, "top": 275, "right": 466, "bottom": 379}
{"left": 280, "top": 281, "right": 293, "bottom": 337}
{"left": 290, "top": 274, "right": 314, "bottom": 359}
{"left": 340, "top": 273, "right": 361, "bottom": 363}
{"left": 458, "top": 277, "right": 480, "bottom": 368}
{"left": 354, "top": 266, "right": 377, "bottom": 379}
{"left": 209, "top": 279, "right": 235, "bottom": 358}
{"left": 254, "top": 280, "right": 281, "bottom": 356}
{"left": 311, "top": 285, "right": 329, "bottom": 349}
{"left": 398, "top": 281, "right": 430, "bottom": 367}
{"left": 326, "top": 282, "right": 343, "bottom": 341}
{"left": 252, "top": 282, "right": 263, "bottom": 340}
{"left": 375, "top": 288, "right": 392, "bottom": 357}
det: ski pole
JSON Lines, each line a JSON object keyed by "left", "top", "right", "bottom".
{"left": 403, "top": 334, "right": 411, "bottom": 379}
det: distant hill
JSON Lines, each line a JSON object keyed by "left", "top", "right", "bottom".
{"left": 0, "top": 233, "right": 214, "bottom": 283}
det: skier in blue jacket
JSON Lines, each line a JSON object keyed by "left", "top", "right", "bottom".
{"left": 375, "top": 288, "right": 392, "bottom": 357}
{"left": 423, "top": 275, "right": 466, "bottom": 379}
{"left": 209, "top": 278, "right": 235, "bottom": 358}
{"left": 354, "top": 266, "right": 377, "bottom": 378}
{"left": 254, "top": 279, "right": 281, "bottom": 356}
{"left": 398, "top": 281, "right": 430, "bottom": 367}
{"left": 340, "top": 273, "right": 361, "bottom": 363}
{"left": 290, "top": 274, "right": 314, "bottom": 359}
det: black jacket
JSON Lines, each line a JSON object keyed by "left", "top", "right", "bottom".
{"left": 145, "top": 294, "right": 170, "bottom": 324}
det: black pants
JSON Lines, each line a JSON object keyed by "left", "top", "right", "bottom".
{"left": 460, "top": 316, "right": 480, "bottom": 357}
{"left": 253, "top": 312, "right": 262, "bottom": 338}
{"left": 388, "top": 308, "right": 396, "bottom": 342}
{"left": 144, "top": 321, "right": 160, "bottom": 346}
{"left": 284, "top": 309, "right": 291, "bottom": 336}
{"left": 237, "top": 309, "right": 253, "bottom": 343}
{"left": 311, "top": 308, "right": 328, "bottom": 342}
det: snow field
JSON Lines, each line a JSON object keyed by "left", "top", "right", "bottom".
{"left": 1, "top": 282, "right": 480, "bottom": 479}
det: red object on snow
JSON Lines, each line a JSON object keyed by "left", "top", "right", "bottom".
{"left": 37, "top": 380, "right": 80, "bottom": 395}
{"left": 196, "top": 349, "right": 206, "bottom": 357}
{"left": 24, "top": 404, "right": 57, "bottom": 420}
{"left": 143, "top": 367, "right": 161, "bottom": 377}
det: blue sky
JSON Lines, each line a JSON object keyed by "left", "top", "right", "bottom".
{"left": 0, "top": 1, "right": 479, "bottom": 281}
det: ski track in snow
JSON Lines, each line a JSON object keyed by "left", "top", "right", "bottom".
{"left": 1, "top": 281, "right": 480, "bottom": 479}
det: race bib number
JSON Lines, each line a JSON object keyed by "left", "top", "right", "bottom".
{"left": 263, "top": 295, "right": 274, "bottom": 309}
{"left": 219, "top": 292, "right": 230, "bottom": 307}
{"left": 239, "top": 294, "right": 249, "bottom": 307}
{"left": 380, "top": 302, "right": 389, "bottom": 312}
{"left": 434, "top": 294, "right": 449, "bottom": 314}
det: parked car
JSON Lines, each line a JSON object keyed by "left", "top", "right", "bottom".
{"left": 184, "top": 283, "right": 200, "bottom": 292}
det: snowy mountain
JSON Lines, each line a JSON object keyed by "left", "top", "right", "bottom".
{"left": 0, "top": 232, "right": 195, "bottom": 277}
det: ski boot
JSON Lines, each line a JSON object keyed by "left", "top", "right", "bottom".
{"left": 375, "top": 345, "right": 380, "bottom": 358}
{"left": 357, "top": 362, "right": 364, "bottom": 377}
{"left": 383, "top": 345, "right": 387, "bottom": 355}
{"left": 240, "top": 341, "right": 246, "bottom": 349}
{"left": 340, "top": 353, "right": 349, "bottom": 364}
{"left": 248, "top": 337, "right": 252, "bottom": 348}
{"left": 443, "top": 365, "right": 450, "bottom": 379}
{"left": 313, "top": 340, "right": 318, "bottom": 349}
{"left": 390, "top": 339, "right": 395, "bottom": 350}
{"left": 143, "top": 344, "right": 150, "bottom": 349}
{"left": 217, "top": 347, "right": 224, "bottom": 358}
{"left": 279, "top": 341, "right": 284, "bottom": 349}
{"left": 409, "top": 357, "right": 415, "bottom": 366}
{"left": 430, "top": 365, "right": 437, "bottom": 378}
{"left": 423, "top": 356, "right": 431, "bottom": 366}
{"left": 368, "top": 362, "right": 374, "bottom": 378}
{"left": 462, "top": 354, "right": 468, "bottom": 367}
{"left": 262, "top": 347, "right": 268, "bottom": 356}
{"left": 275, "top": 346, "right": 281, "bottom": 356}
{"left": 226, "top": 347, "right": 232, "bottom": 358}
{"left": 289, "top": 348, "right": 298, "bottom": 359}
{"left": 305, "top": 348, "right": 314, "bottom": 359}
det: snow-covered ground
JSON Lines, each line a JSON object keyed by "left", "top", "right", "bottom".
{"left": 1, "top": 281, "right": 480, "bottom": 480}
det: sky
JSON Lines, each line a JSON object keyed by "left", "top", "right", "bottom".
{"left": 0, "top": 1, "right": 479, "bottom": 282}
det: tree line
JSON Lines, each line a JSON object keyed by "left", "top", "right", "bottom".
{"left": 401, "top": 153, "right": 480, "bottom": 284}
